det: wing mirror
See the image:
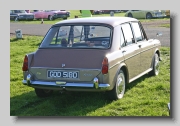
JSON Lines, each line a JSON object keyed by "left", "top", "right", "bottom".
{"left": 156, "top": 32, "right": 162, "bottom": 37}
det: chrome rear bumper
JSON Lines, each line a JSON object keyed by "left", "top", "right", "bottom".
{"left": 22, "top": 79, "right": 110, "bottom": 91}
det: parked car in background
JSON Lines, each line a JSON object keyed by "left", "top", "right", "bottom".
{"left": 165, "top": 10, "right": 170, "bottom": 18}
{"left": 125, "top": 10, "right": 166, "bottom": 19}
{"left": 10, "top": 10, "right": 34, "bottom": 21}
{"left": 22, "top": 17, "right": 162, "bottom": 100}
{"left": 121, "top": 10, "right": 129, "bottom": 12}
{"left": 102, "top": 10, "right": 121, "bottom": 14}
{"left": 93, "top": 10, "right": 103, "bottom": 14}
{"left": 33, "top": 10, "right": 70, "bottom": 20}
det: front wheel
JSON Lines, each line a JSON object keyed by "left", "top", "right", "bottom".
{"left": 35, "top": 88, "right": 53, "bottom": 98}
{"left": 149, "top": 53, "right": 160, "bottom": 76}
{"left": 107, "top": 70, "right": 126, "bottom": 100}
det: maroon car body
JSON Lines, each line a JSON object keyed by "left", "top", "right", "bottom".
{"left": 22, "top": 17, "right": 161, "bottom": 100}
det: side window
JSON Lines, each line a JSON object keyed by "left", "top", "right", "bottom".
{"left": 121, "top": 23, "right": 134, "bottom": 46}
{"left": 131, "top": 22, "right": 144, "bottom": 42}
{"left": 120, "top": 28, "right": 125, "bottom": 47}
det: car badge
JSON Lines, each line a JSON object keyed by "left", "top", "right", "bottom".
{"left": 62, "top": 64, "right": 65, "bottom": 67}
{"left": 56, "top": 81, "right": 66, "bottom": 85}
{"left": 36, "top": 72, "right": 41, "bottom": 75}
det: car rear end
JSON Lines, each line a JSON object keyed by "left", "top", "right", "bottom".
{"left": 22, "top": 22, "right": 113, "bottom": 92}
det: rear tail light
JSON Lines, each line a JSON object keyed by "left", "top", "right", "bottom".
{"left": 102, "top": 57, "right": 108, "bottom": 74}
{"left": 22, "top": 55, "right": 28, "bottom": 71}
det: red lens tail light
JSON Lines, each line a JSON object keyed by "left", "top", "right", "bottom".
{"left": 22, "top": 55, "right": 28, "bottom": 71}
{"left": 102, "top": 57, "right": 108, "bottom": 74}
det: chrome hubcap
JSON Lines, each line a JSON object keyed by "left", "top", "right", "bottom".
{"left": 116, "top": 73, "right": 125, "bottom": 99}
{"left": 155, "top": 55, "right": 159, "bottom": 74}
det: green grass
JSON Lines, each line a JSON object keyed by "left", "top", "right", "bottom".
{"left": 159, "top": 24, "right": 170, "bottom": 28}
{"left": 10, "top": 35, "right": 170, "bottom": 116}
{"left": 10, "top": 10, "right": 170, "bottom": 25}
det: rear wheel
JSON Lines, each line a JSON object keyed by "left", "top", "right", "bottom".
{"left": 35, "top": 88, "right": 53, "bottom": 97}
{"left": 146, "top": 13, "right": 152, "bottom": 19}
{"left": 48, "top": 15, "right": 53, "bottom": 20}
{"left": 149, "top": 53, "right": 160, "bottom": 76}
{"left": 128, "top": 13, "right": 133, "bottom": 18}
{"left": 107, "top": 70, "right": 126, "bottom": 100}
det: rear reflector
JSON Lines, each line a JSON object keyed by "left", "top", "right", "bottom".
{"left": 22, "top": 55, "right": 28, "bottom": 71}
{"left": 102, "top": 57, "right": 108, "bottom": 74}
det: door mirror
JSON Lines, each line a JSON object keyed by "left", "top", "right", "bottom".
{"left": 156, "top": 32, "right": 162, "bottom": 37}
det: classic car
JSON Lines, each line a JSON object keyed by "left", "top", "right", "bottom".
{"left": 93, "top": 10, "right": 103, "bottom": 15}
{"left": 102, "top": 10, "right": 121, "bottom": 13}
{"left": 10, "top": 10, "right": 34, "bottom": 21}
{"left": 124, "top": 10, "right": 166, "bottom": 19}
{"left": 22, "top": 17, "right": 162, "bottom": 100}
{"left": 33, "top": 10, "right": 70, "bottom": 20}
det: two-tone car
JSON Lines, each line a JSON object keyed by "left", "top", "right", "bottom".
{"left": 22, "top": 17, "right": 162, "bottom": 100}
{"left": 33, "top": 10, "right": 70, "bottom": 20}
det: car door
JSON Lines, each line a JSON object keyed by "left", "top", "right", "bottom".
{"left": 131, "top": 21, "right": 153, "bottom": 74}
{"left": 131, "top": 10, "right": 140, "bottom": 19}
{"left": 35, "top": 10, "right": 44, "bottom": 19}
{"left": 44, "top": 10, "right": 50, "bottom": 19}
{"left": 120, "top": 23, "right": 141, "bottom": 81}
{"left": 132, "top": 10, "right": 146, "bottom": 19}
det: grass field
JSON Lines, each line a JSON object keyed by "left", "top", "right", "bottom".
{"left": 10, "top": 35, "right": 170, "bottom": 116}
{"left": 10, "top": 10, "right": 170, "bottom": 25}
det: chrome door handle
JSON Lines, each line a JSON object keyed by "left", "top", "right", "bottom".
{"left": 122, "top": 50, "right": 126, "bottom": 53}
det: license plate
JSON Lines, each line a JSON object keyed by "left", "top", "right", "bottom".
{"left": 47, "top": 70, "right": 79, "bottom": 79}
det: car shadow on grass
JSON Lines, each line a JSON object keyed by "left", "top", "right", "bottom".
{"left": 10, "top": 89, "right": 112, "bottom": 116}
{"left": 10, "top": 74, "right": 151, "bottom": 116}
{"left": 10, "top": 38, "right": 25, "bottom": 42}
{"left": 125, "top": 74, "right": 149, "bottom": 91}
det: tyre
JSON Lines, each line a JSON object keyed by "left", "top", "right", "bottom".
{"left": 35, "top": 88, "right": 53, "bottom": 98}
{"left": 128, "top": 13, "right": 133, "bottom": 18}
{"left": 107, "top": 70, "right": 126, "bottom": 100}
{"left": 146, "top": 13, "right": 152, "bottom": 19}
{"left": 149, "top": 53, "right": 160, "bottom": 76}
{"left": 48, "top": 15, "right": 53, "bottom": 20}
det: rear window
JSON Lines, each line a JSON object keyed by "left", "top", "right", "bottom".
{"left": 40, "top": 24, "right": 112, "bottom": 49}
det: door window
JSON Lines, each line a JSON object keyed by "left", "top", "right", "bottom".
{"left": 131, "top": 22, "right": 144, "bottom": 42}
{"left": 121, "top": 23, "right": 134, "bottom": 46}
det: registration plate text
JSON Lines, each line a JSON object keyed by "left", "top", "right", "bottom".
{"left": 47, "top": 70, "right": 79, "bottom": 79}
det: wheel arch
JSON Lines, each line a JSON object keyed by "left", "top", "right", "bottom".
{"left": 112, "top": 62, "right": 129, "bottom": 88}
{"left": 150, "top": 49, "right": 160, "bottom": 68}
{"left": 146, "top": 12, "right": 152, "bottom": 19}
